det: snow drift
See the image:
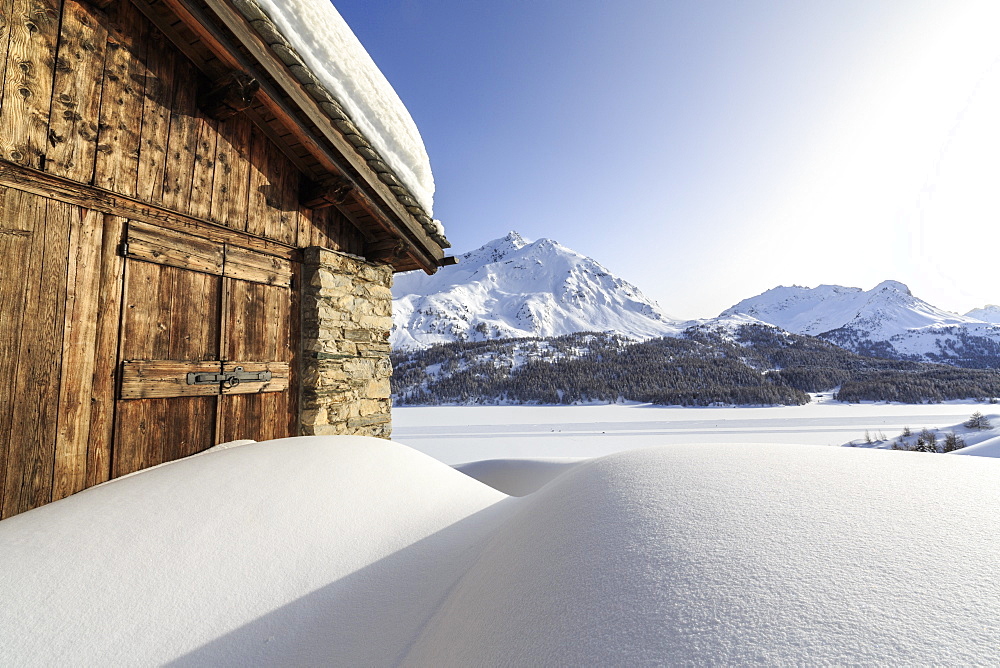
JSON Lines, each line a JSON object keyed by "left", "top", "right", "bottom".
{"left": 3, "top": 437, "right": 1000, "bottom": 664}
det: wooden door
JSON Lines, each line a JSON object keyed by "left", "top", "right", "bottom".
{"left": 113, "top": 221, "right": 297, "bottom": 478}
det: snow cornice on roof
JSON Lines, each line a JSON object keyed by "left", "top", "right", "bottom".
{"left": 230, "top": 0, "right": 449, "bottom": 250}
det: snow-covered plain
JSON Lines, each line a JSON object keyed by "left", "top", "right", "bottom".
{"left": 394, "top": 397, "right": 999, "bottom": 464}
{"left": 3, "top": 434, "right": 1000, "bottom": 664}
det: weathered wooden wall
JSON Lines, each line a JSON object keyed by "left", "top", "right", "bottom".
{"left": 0, "top": 0, "right": 370, "bottom": 517}
{"left": 0, "top": 0, "right": 364, "bottom": 253}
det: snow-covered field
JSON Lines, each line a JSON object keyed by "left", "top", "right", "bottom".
{"left": 4, "top": 400, "right": 1000, "bottom": 664}
{"left": 394, "top": 396, "right": 999, "bottom": 464}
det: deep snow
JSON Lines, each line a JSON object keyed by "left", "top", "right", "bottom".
{"left": 3, "top": 436, "right": 1000, "bottom": 664}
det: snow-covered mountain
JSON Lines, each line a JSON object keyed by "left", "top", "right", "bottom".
{"left": 722, "top": 281, "right": 1000, "bottom": 366}
{"left": 967, "top": 305, "right": 1000, "bottom": 324}
{"left": 392, "top": 232, "right": 683, "bottom": 349}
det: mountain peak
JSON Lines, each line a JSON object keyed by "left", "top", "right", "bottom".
{"left": 872, "top": 280, "right": 912, "bottom": 296}
{"left": 460, "top": 231, "right": 531, "bottom": 265}
{"left": 392, "top": 233, "right": 681, "bottom": 349}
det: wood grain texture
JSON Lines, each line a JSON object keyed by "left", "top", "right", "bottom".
{"left": 159, "top": 55, "right": 199, "bottom": 212}
{"left": 219, "top": 275, "right": 295, "bottom": 443}
{"left": 52, "top": 206, "right": 102, "bottom": 500}
{"left": 135, "top": 23, "right": 175, "bottom": 203}
{"left": 224, "top": 244, "right": 292, "bottom": 287}
{"left": 0, "top": 0, "right": 60, "bottom": 168}
{"left": 0, "top": 187, "right": 34, "bottom": 509}
{"left": 113, "top": 395, "right": 215, "bottom": 477}
{"left": 221, "top": 361, "right": 288, "bottom": 394}
{"left": 45, "top": 0, "right": 108, "bottom": 182}
{"left": 247, "top": 126, "right": 297, "bottom": 246}
{"left": 0, "top": 160, "right": 299, "bottom": 260}
{"left": 3, "top": 195, "right": 70, "bottom": 517}
{"left": 85, "top": 213, "right": 125, "bottom": 487}
{"left": 120, "top": 359, "right": 221, "bottom": 398}
{"left": 210, "top": 112, "right": 251, "bottom": 230}
{"left": 0, "top": 0, "right": 14, "bottom": 104}
{"left": 188, "top": 109, "right": 218, "bottom": 219}
{"left": 94, "top": 0, "right": 147, "bottom": 196}
{"left": 126, "top": 219, "right": 223, "bottom": 274}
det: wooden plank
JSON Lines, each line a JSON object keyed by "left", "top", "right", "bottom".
{"left": 45, "top": 0, "right": 108, "bottom": 182}
{"left": 120, "top": 256, "right": 163, "bottom": 359}
{"left": 113, "top": 395, "right": 215, "bottom": 477}
{"left": 247, "top": 127, "right": 297, "bottom": 245}
{"left": 126, "top": 219, "right": 224, "bottom": 274}
{"left": 158, "top": 395, "right": 216, "bottom": 461}
{"left": 159, "top": 55, "right": 199, "bottom": 211}
{"left": 120, "top": 359, "right": 221, "bottom": 398}
{"left": 187, "top": 109, "right": 217, "bottom": 219}
{"left": 93, "top": 0, "right": 148, "bottom": 197}
{"left": 0, "top": 1, "right": 15, "bottom": 112}
{"left": 0, "top": 159, "right": 299, "bottom": 260}
{"left": 223, "top": 244, "right": 292, "bottom": 286}
{"left": 135, "top": 22, "right": 176, "bottom": 203}
{"left": 52, "top": 206, "right": 103, "bottom": 501}
{"left": 167, "top": 267, "right": 220, "bottom": 361}
{"left": 3, "top": 196, "right": 71, "bottom": 518}
{"left": 0, "top": 186, "right": 34, "bottom": 509}
{"left": 85, "top": 213, "right": 125, "bottom": 488}
{"left": 220, "top": 361, "right": 289, "bottom": 395}
{"left": 0, "top": 0, "right": 60, "bottom": 168}
{"left": 209, "top": 112, "right": 252, "bottom": 230}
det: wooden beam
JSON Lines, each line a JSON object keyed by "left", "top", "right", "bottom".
{"left": 0, "top": 158, "right": 298, "bottom": 260}
{"left": 199, "top": 70, "right": 260, "bottom": 120}
{"left": 300, "top": 175, "right": 353, "bottom": 209}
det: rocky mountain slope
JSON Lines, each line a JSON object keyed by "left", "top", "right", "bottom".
{"left": 392, "top": 232, "right": 682, "bottom": 349}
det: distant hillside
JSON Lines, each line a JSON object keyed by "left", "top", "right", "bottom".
{"left": 723, "top": 281, "right": 1000, "bottom": 368}
{"left": 392, "top": 324, "right": 1000, "bottom": 406}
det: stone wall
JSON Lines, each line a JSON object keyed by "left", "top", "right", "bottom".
{"left": 300, "top": 247, "right": 394, "bottom": 438}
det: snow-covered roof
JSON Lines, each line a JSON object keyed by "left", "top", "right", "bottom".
{"left": 239, "top": 0, "right": 447, "bottom": 246}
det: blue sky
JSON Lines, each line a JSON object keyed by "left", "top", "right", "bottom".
{"left": 334, "top": 1, "right": 1000, "bottom": 319}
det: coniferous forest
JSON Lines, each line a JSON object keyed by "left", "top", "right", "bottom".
{"left": 391, "top": 325, "right": 1000, "bottom": 406}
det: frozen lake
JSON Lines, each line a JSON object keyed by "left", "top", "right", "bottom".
{"left": 393, "top": 397, "right": 998, "bottom": 464}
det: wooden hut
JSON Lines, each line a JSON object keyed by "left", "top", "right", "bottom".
{"left": 0, "top": 0, "right": 451, "bottom": 518}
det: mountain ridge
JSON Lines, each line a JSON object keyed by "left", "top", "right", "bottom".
{"left": 391, "top": 232, "right": 682, "bottom": 349}
{"left": 392, "top": 232, "right": 1000, "bottom": 368}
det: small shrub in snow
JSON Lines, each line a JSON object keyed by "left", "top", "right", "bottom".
{"left": 964, "top": 411, "right": 993, "bottom": 430}
{"left": 902, "top": 426, "right": 912, "bottom": 437}
{"left": 942, "top": 432, "right": 967, "bottom": 453}
{"left": 913, "top": 429, "right": 938, "bottom": 453}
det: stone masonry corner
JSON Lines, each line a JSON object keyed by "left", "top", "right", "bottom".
{"left": 300, "top": 247, "right": 394, "bottom": 438}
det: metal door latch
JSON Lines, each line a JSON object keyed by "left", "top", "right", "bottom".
{"left": 187, "top": 366, "right": 272, "bottom": 387}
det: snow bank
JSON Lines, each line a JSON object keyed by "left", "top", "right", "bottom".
{"left": 3, "top": 439, "right": 1000, "bottom": 664}
{"left": 410, "top": 445, "right": 1000, "bottom": 665}
{"left": 253, "top": 0, "right": 435, "bottom": 213}
{"left": 0, "top": 437, "right": 505, "bottom": 665}
{"left": 454, "top": 457, "right": 586, "bottom": 496}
